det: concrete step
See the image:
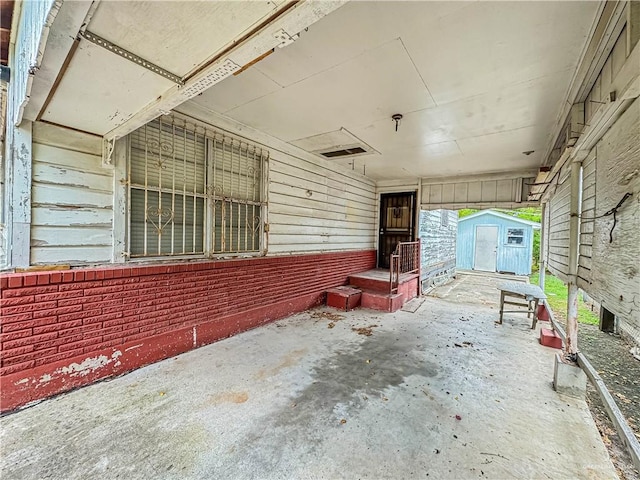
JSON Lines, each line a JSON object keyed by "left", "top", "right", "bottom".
{"left": 536, "top": 304, "right": 550, "bottom": 321}
{"left": 348, "top": 273, "right": 390, "bottom": 293}
{"left": 540, "top": 328, "right": 563, "bottom": 349}
{"left": 326, "top": 286, "right": 362, "bottom": 311}
{"left": 349, "top": 271, "right": 420, "bottom": 298}
{"left": 361, "top": 290, "right": 404, "bottom": 313}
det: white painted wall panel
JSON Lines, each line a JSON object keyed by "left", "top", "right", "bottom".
{"left": 578, "top": 149, "right": 596, "bottom": 289}
{"left": 173, "top": 102, "right": 377, "bottom": 256}
{"left": 546, "top": 173, "right": 571, "bottom": 282}
{"left": 31, "top": 122, "right": 113, "bottom": 265}
{"left": 589, "top": 98, "right": 640, "bottom": 345}
{"left": 268, "top": 151, "right": 376, "bottom": 254}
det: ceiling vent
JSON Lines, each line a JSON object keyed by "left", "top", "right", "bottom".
{"left": 320, "top": 146, "right": 367, "bottom": 158}
{"left": 290, "top": 128, "right": 378, "bottom": 160}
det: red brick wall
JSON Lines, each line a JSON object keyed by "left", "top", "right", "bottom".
{"left": 0, "top": 250, "right": 376, "bottom": 412}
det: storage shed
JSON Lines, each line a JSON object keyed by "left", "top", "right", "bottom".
{"left": 456, "top": 211, "right": 540, "bottom": 275}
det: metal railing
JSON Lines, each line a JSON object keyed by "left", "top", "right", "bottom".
{"left": 389, "top": 239, "right": 421, "bottom": 294}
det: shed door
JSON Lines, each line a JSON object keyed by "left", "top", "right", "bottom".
{"left": 474, "top": 225, "right": 498, "bottom": 272}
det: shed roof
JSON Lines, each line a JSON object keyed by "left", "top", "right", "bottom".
{"left": 458, "top": 210, "right": 541, "bottom": 228}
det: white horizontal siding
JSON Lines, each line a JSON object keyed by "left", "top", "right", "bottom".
{"left": 172, "top": 102, "right": 377, "bottom": 256}
{"left": 31, "top": 122, "right": 113, "bottom": 265}
{"left": 578, "top": 150, "right": 596, "bottom": 289}
{"left": 546, "top": 171, "right": 571, "bottom": 282}
{"left": 268, "top": 151, "right": 376, "bottom": 254}
{"left": 588, "top": 98, "right": 640, "bottom": 345}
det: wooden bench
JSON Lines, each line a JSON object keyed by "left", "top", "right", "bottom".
{"left": 498, "top": 281, "right": 547, "bottom": 329}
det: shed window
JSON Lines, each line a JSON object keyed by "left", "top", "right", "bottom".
{"left": 506, "top": 228, "right": 524, "bottom": 245}
{"left": 127, "top": 114, "right": 267, "bottom": 258}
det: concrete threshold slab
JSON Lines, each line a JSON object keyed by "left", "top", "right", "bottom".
{"left": 0, "top": 275, "right": 617, "bottom": 480}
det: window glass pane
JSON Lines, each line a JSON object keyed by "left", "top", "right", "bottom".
{"left": 506, "top": 228, "right": 524, "bottom": 245}
{"left": 210, "top": 139, "right": 262, "bottom": 202}
{"left": 130, "top": 189, "right": 204, "bottom": 256}
{"left": 130, "top": 119, "right": 206, "bottom": 194}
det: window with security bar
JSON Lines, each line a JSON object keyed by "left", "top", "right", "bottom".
{"left": 127, "top": 115, "right": 267, "bottom": 258}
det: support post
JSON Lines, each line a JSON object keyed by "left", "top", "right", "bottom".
{"left": 112, "top": 137, "right": 128, "bottom": 263}
{"left": 538, "top": 202, "right": 546, "bottom": 292}
{"left": 9, "top": 121, "right": 33, "bottom": 268}
{"left": 565, "top": 160, "right": 582, "bottom": 359}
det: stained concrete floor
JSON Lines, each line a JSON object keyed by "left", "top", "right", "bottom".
{"left": 0, "top": 274, "right": 617, "bottom": 479}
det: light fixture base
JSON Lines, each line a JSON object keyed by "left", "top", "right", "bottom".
{"left": 392, "top": 113, "right": 403, "bottom": 132}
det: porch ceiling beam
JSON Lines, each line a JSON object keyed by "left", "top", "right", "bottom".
{"left": 419, "top": 202, "right": 540, "bottom": 211}
{"left": 571, "top": 1, "right": 628, "bottom": 104}
{"left": 79, "top": 30, "right": 183, "bottom": 85}
{"left": 541, "top": 40, "right": 640, "bottom": 203}
{"left": 419, "top": 171, "right": 538, "bottom": 186}
{"left": 573, "top": 41, "right": 640, "bottom": 152}
{"left": 540, "top": 1, "right": 627, "bottom": 168}
{"left": 22, "top": 0, "right": 97, "bottom": 122}
{"left": 103, "top": 1, "right": 347, "bottom": 145}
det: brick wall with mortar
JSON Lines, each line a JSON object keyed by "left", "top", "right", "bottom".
{"left": 0, "top": 250, "right": 376, "bottom": 412}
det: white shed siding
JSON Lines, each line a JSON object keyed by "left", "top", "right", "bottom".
{"left": 31, "top": 122, "right": 114, "bottom": 265}
{"left": 546, "top": 166, "right": 571, "bottom": 282}
{"left": 578, "top": 149, "right": 596, "bottom": 289}
{"left": 268, "top": 153, "right": 376, "bottom": 254}
{"left": 589, "top": 98, "right": 640, "bottom": 345}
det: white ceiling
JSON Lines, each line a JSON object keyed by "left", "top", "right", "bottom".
{"left": 34, "top": 0, "right": 600, "bottom": 182}
{"left": 191, "top": 1, "right": 600, "bottom": 180}
{"left": 39, "top": 0, "right": 287, "bottom": 133}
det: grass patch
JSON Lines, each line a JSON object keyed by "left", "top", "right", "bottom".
{"left": 530, "top": 272, "right": 599, "bottom": 325}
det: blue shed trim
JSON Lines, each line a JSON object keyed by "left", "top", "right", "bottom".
{"left": 458, "top": 210, "right": 541, "bottom": 228}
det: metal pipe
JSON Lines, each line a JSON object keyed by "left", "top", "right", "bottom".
{"left": 538, "top": 202, "right": 546, "bottom": 292}
{"left": 565, "top": 160, "right": 582, "bottom": 357}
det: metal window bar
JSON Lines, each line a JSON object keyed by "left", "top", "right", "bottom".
{"left": 128, "top": 114, "right": 267, "bottom": 258}
{"left": 209, "top": 133, "right": 266, "bottom": 255}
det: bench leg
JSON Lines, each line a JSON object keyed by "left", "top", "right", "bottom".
{"left": 531, "top": 299, "right": 539, "bottom": 329}
{"left": 499, "top": 291, "right": 505, "bottom": 324}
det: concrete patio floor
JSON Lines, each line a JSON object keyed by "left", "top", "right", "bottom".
{"left": 0, "top": 274, "right": 617, "bottom": 479}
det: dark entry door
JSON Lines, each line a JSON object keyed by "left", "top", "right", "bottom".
{"left": 378, "top": 192, "right": 416, "bottom": 268}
